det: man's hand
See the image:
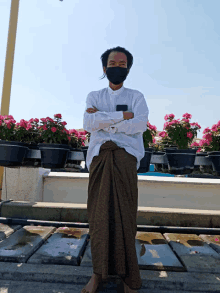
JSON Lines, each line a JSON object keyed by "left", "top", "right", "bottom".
{"left": 86, "top": 107, "right": 99, "bottom": 113}
{"left": 123, "top": 112, "right": 134, "bottom": 120}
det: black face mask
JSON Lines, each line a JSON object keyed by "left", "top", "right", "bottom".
{"left": 106, "top": 67, "right": 129, "bottom": 85}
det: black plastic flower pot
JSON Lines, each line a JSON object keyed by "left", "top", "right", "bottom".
{"left": 193, "top": 151, "right": 208, "bottom": 173}
{"left": 71, "top": 148, "right": 82, "bottom": 151}
{"left": 27, "top": 143, "right": 39, "bottom": 150}
{"left": 67, "top": 147, "right": 83, "bottom": 165}
{"left": 164, "top": 148, "right": 197, "bottom": 175}
{"left": 22, "top": 143, "right": 41, "bottom": 167}
{"left": 0, "top": 140, "right": 29, "bottom": 167}
{"left": 207, "top": 151, "right": 220, "bottom": 175}
{"left": 162, "top": 148, "right": 178, "bottom": 172}
{"left": 192, "top": 151, "right": 204, "bottom": 172}
{"left": 38, "top": 143, "right": 71, "bottom": 169}
{"left": 194, "top": 151, "right": 212, "bottom": 174}
{"left": 152, "top": 151, "right": 166, "bottom": 172}
{"left": 137, "top": 148, "right": 153, "bottom": 173}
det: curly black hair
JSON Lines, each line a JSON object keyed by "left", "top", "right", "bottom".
{"left": 99, "top": 46, "right": 133, "bottom": 80}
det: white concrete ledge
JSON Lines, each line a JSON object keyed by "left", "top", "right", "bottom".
{"left": 46, "top": 172, "right": 220, "bottom": 185}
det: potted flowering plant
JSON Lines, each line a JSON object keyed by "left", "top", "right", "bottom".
{"left": 68, "top": 129, "right": 87, "bottom": 149}
{"left": 143, "top": 122, "right": 157, "bottom": 149}
{"left": 137, "top": 122, "right": 156, "bottom": 173}
{"left": 13, "top": 117, "right": 44, "bottom": 167}
{"left": 158, "top": 113, "right": 201, "bottom": 174}
{"left": 37, "top": 114, "right": 72, "bottom": 169}
{"left": 0, "top": 115, "right": 30, "bottom": 166}
{"left": 66, "top": 129, "right": 87, "bottom": 168}
{"left": 194, "top": 121, "right": 220, "bottom": 175}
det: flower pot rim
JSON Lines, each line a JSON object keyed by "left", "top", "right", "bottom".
{"left": 0, "top": 140, "right": 29, "bottom": 146}
{"left": 207, "top": 151, "right": 220, "bottom": 155}
{"left": 38, "top": 143, "right": 71, "bottom": 148}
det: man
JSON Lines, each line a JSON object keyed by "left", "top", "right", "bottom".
{"left": 81, "top": 47, "right": 149, "bottom": 293}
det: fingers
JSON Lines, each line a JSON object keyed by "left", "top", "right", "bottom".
{"left": 86, "top": 107, "right": 98, "bottom": 113}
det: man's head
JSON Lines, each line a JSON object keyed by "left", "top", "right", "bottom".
{"left": 103, "top": 51, "right": 129, "bottom": 74}
{"left": 100, "top": 46, "right": 133, "bottom": 85}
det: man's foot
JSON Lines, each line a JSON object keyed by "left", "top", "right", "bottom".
{"left": 123, "top": 280, "right": 138, "bottom": 293}
{"left": 81, "top": 273, "right": 102, "bottom": 293}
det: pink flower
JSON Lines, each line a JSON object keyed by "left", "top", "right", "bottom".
{"left": 63, "top": 129, "right": 69, "bottom": 134}
{"left": 40, "top": 118, "right": 47, "bottom": 123}
{"left": 4, "top": 120, "right": 12, "bottom": 128}
{"left": 191, "top": 142, "right": 199, "bottom": 147}
{"left": 43, "top": 125, "right": 47, "bottom": 131}
{"left": 191, "top": 122, "right": 201, "bottom": 129}
{"left": 51, "top": 127, "right": 57, "bottom": 133}
{"left": 203, "top": 127, "right": 211, "bottom": 134}
{"left": 199, "top": 139, "right": 210, "bottom": 146}
{"left": 203, "top": 133, "right": 213, "bottom": 142}
{"left": 54, "top": 114, "right": 62, "bottom": 119}
{"left": 3, "top": 115, "right": 14, "bottom": 120}
{"left": 164, "top": 114, "right": 175, "bottom": 121}
{"left": 158, "top": 131, "right": 167, "bottom": 138}
{"left": 46, "top": 117, "right": 54, "bottom": 122}
{"left": 69, "top": 129, "right": 78, "bottom": 135}
{"left": 19, "top": 121, "right": 27, "bottom": 128}
{"left": 34, "top": 118, "right": 39, "bottom": 123}
{"left": 61, "top": 121, "right": 67, "bottom": 126}
{"left": 168, "top": 120, "right": 180, "bottom": 126}
{"left": 187, "top": 132, "right": 193, "bottom": 139}
{"left": 211, "top": 124, "right": 219, "bottom": 132}
{"left": 182, "top": 113, "right": 192, "bottom": 119}
{"left": 26, "top": 123, "right": 32, "bottom": 131}
{"left": 148, "top": 122, "right": 157, "bottom": 131}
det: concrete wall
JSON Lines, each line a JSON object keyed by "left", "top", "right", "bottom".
{"left": 1, "top": 167, "right": 51, "bottom": 203}
{"left": 41, "top": 174, "right": 220, "bottom": 211}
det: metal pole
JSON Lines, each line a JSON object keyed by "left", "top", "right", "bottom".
{"left": 0, "top": 0, "right": 20, "bottom": 200}
{"left": 1, "top": 216, "right": 220, "bottom": 236}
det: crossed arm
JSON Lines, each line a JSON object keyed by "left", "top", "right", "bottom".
{"left": 84, "top": 95, "right": 149, "bottom": 135}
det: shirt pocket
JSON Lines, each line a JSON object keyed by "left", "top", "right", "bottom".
{"left": 116, "top": 98, "right": 133, "bottom": 113}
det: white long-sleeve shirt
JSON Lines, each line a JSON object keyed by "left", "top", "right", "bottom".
{"left": 83, "top": 85, "right": 149, "bottom": 172}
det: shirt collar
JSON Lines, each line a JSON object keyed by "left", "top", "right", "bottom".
{"left": 108, "top": 85, "right": 125, "bottom": 96}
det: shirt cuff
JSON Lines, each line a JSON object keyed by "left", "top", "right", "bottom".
{"left": 112, "top": 110, "right": 124, "bottom": 121}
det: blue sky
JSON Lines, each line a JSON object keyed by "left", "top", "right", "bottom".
{"left": 0, "top": 0, "right": 219, "bottom": 139}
